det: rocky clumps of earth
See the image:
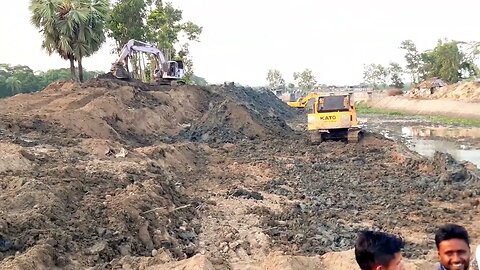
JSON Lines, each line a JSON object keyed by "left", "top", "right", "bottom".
{"left": 0, "top": 77, "right": 478, "bottom": 269}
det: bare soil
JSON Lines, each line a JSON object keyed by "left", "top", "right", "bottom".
{"left": 0, "top": 78, "right": 478, "bottom": 269}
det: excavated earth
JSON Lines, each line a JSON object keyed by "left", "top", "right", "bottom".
{"left": 0, "top": 78, "right": 479, "bottom": 270}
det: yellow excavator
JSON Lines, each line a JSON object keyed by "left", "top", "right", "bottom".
{"left": 306, "top": 93, "right": 362, "bottom": 144}
{"left": 287, "top": 92, "right": 321, "bottom": 109}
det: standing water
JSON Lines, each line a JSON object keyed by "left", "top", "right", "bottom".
{"left": 360, "top": 116, "right": 480, "bottom": 167}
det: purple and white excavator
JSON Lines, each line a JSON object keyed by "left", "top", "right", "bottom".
{"left": 110, "top": 39, "right": 185, "bottom": 85}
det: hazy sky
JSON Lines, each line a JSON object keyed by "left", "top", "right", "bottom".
{"left": 1, "top": 0, "right": 479, "bottom": 86}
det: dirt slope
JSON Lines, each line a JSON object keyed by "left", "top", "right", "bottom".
{"left": 432, "top": 81, "right": 480, "bottom": 102}
{"left": 0, "top": 78, "right": 294, "bottom": 145}
{"left": 0, "top": 78, "right": 478, "bottom": 269}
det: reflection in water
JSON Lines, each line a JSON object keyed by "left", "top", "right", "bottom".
{"left": 401, "top": 127, "right": 480, "bottom": 167}
{"left": 401, "top": 126, "right": 480, "bottom": 139}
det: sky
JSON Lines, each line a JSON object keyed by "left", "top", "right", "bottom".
{"left": 1, "top": 0, "right": 479, "bottom": 86}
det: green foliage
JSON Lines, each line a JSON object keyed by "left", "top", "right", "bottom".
{"left": 421, "top": 40, "right": 476, "bottom": 83}
{"left": 266, "top": 69, "right": 285, "bottom": 90}
{"left": 29, "top": 0, "right": 109, "bottom": 81}
{"left": 106, "top": 0, "right": 147, "bottom": 50}
{"left": 400, "top": 39, "right": 479, "bottom": 84}
{"left": 293, "top": 69, "right": 317, "bottom": 93}
{"left": 388, "top": 62, "right": 404, "bottom": 88}
{"left": 0, "top": 63, "right": 101, "bottom": 98}
{"left": 400, "top": 40, "right": 421, "bottom": 84}
{"left": 362, "top": 64, "right": 388, "bottom": 89}
{"left": 106, "top": 0, "right": 202, "bottom": 80}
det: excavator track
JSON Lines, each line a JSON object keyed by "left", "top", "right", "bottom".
{"left": 347, "top": 129, "right": 361, "bottom": 143}
{"left": 310, "top": 132, "right": 323, "bottom": 145}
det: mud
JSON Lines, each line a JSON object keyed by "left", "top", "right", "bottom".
{"left": 0, "top": 78, "right": 479, "bottom": 269}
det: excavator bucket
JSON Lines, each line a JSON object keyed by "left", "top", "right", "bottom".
{"left": 111, "top": 63, "right": 131, "bottom": 80}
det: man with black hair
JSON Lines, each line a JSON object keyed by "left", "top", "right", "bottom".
{"left": 434, "top": 223, "right": 477, "bottom": 270}
{"left": 355, "top": 230, "right": 405, "bottom": 270}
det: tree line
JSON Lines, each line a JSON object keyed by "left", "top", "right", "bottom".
{"left": 363, "top": 39, "right": 479, "bottom": 89}
{"left": 266, "top": 69, "right": 318, "bottom": 95}
{"left": 29, "top": 0, "right": 202, "bottom": 83}
{"left": 0, "top": 63, "right": 101, "bottom": 97}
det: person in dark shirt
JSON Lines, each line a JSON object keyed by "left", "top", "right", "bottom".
{"left": 355, "top": 230, "right": 405, "bottom": 270}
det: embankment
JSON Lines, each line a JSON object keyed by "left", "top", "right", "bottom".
{"left": 367, "top": 96, "right": 480, "bottom": 120}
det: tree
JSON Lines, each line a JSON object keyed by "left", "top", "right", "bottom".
{"left": 388, "top": 62, "right": 404, "bottom": 88}
{"left": 106, "top": 0, "right": 202, "bottom": 81}
{"left": 0, "top": 63, "right": 102, "bottom": 98}
{"left": 400, "top": 40, "right": 421, "bottom": 84}
{"left": 70, "top": 0, "right": 109, "bottom": 82}
{"left": 363, "top": 64, "right": 388, "bottom": 89}
{"left": 421, "top": 39, "right": 478, "bottom": 83}
{"left": 5, "top": 77, "right": 21, "bottom": 95}
{"left": 106, "top": 0, "right": 147, "bottom": 51}
{"left": 30, "top": 0, "right": 109, "bottom": 82}
{"left": 266, "top": 69, "right": 285, "bottom": 90}
{"left": 293, "top": 69, "right": 317, "bottom": 93}
{"left": 30, "top": 0, "right": 76, "bottom": 79}
{"left": 145, "top": 1, "right": 202, "bottom": 59}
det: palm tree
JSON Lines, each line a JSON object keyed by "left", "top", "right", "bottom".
{"left": 5, "top": 77, "right": 22, "bottom": 94}
{"left": 71, "top": 0, "right": 109, "bottom": 81}
{"left": 30, "top": 0, "right": 109, "bottom": 82}
{"left": 30, "top": 0, "right": 77, "bottom": 80}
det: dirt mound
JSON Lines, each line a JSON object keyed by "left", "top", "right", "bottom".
{"left": 2, "top": 77, "right": 480, "bottom": 269}
{"left": 108, "top": 250, "right": 436, "bottom": 269}
{"left": 0, "top": 143, "right": 33, "bottom": 173}
{"left": 0, "top": 141, "right": 202, "bottom": 269}
{"left": 0, "top": 78, "right": 294, "bottom": 145}
{"left": 181, "top": 84, "right": 295, "bottom": 143}
{"left": 431, "top": 81, "right": 480, "bottom": 102}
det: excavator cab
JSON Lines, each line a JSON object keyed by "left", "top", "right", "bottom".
{"left": 155, "top": 60, "right": 185, "bottom": 85}
{"left": 306, "top": 93, "right": 362, "bottom": 144}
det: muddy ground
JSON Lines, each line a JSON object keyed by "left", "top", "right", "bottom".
{"left": 0, "top": 78, "right": 479, "bottom": 269}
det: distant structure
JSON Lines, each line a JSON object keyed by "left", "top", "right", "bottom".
{"left": 406, "top": 77, "right": 447, "bottom": 97}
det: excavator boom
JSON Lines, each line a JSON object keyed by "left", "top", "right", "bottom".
{"left": 287, "top": 92, "right": 321, "bottom": 108}
{"left": 111, "top": 39, "right": 185, "bottom": 84}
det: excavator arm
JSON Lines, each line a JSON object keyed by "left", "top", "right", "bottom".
{"left": 111, "top": 39, "right": 185, "bottom": 84}
{"left": 114, "top": 39, "right": 168, "bottom": 71}
{"left": 287, "top": 92, "right": 320, "bottom": 109}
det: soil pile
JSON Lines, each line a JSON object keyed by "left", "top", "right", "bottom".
{"left": 431, "top": 81, "right": 480, "bottom": 102}
{"left": 0, "top": 140, "right": 201, "bottom": 269}
{"left": 1, "top": 77, "right": 479, "bottom": 269}
{"left": 183, "top": 84, "right": 295, "bottom": 143}
{"left": 0, "top": 78, "right": 295, "bottom": 145}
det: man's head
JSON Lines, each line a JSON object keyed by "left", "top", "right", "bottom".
{"left": 355, "top": 230, "right": 405, "bottom": 270}
{"left": 435, "top": 223, "right": 471, "bottom": 270}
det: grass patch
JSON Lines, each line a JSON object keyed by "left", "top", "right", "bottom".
{"left": 355, "top": 102, "right": 480, "bottom": 127}
{"left": 355, "top": 102, "right": 407, "bottom": 116}
{"left": 425, "top": 116, "right": 480, "bottom": 127}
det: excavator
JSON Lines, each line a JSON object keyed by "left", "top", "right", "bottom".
{"left": 287, "top": 92, "right": 321, "bottom": 109}
{"left": 306, "top": 93, "right": 362, "bottom": 144}
{"left": 110, "top": 39, "right": 185, "bottom": 85}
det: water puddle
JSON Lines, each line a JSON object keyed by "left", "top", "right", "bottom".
{"left": 400, "top": 127, "right": 480, "bottom": 167}
{"left": 360, "top": 116, "right": 480, "bottom": 167}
